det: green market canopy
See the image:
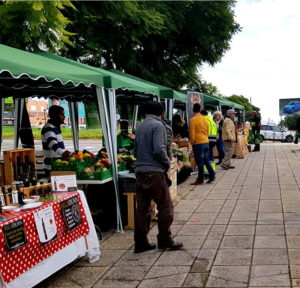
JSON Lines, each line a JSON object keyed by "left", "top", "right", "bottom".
{"left": 110, "top": 70, "right": 187, "bottom": 102}
{"left": 204, "top": 94, "right": 245, "bottom": 110}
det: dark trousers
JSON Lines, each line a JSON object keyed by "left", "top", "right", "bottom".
{"left": 192, "top": 143, "right": 215, "bottom": 181}
{"left": 209, "top": 142, "right": 216, "bottom": 161}
{"left": 134, "top": 172, "right": 174, "bottom": 246}
{"left": 253, "top": 129, "right": 261, "bottom": 151}
{"left": 216, "top": 140, "right": 225, "bottom": 162}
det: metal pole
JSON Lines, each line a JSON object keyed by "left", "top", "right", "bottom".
{"left": 132, "top": 104, "right": 139, "bottom": 131}
{"left": 68, "top": 101, "right": 79, "bottom": 151}
{"left": 96, "top": 87, "right": 123, "bottom": 232}
{"left": 14, "top": 99, "right": 23, "bottom": 149}
{"left": 168, "top": 99, "right": 174, "bottom": 121}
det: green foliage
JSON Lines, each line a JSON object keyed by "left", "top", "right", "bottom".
{"left": 281, "top": 115, "right": 299, "bottom": 130}
{"left": 0, "top": 0, "right": 75, "bottom": 52}
{"left": 2, "top": 127, "right": 103, "bottom": 139}
{"left": 226, "top": 95, "right": 261, "bottom": 120}
{"left": 172, "top": 149, "right": 188, "bottom": 162}
{"left": 63, "top": 1, "right": 240, "bottom": 90}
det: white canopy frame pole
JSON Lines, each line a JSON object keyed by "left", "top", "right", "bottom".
{"left": 167, "top": 99, "right": 174, "bottom": 121}
{"left": 107, "top": 88, "right": 123, "bottom": 232}
{"left": 14, "top": 98, "right": 24, "bottom": 149}
{"left": 132, "top": 104, "right": 139, "bottom": 131}
{"left": 96, "top": 87, "right": 123, "bottom": 232}
{"left": 68, "top": 101, "right": 79, "bottom": 151}
{"left": 0, "top": 98, "right": 4, "bottom": 153}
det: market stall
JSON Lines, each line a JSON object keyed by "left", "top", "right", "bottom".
{"left": 0, "top": 44, "right": 162, "bottom": 233}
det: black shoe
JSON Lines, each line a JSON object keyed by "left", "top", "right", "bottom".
{"left": 220, "top": 165, "right": 229, "bottom": 170}
{"left": 228, "top": 166, "right": 235, "bottom": 169}
{"left": 190, "top": 180, "right": 204, "bottom": 185}
{"left": 158, "top": 241, "right": 183, "bottom": 251}
{"left": 134, "top": 243, "right": 156, "bottom": 253}
{"left": 216, "top": 162, "right": 222, "bottom": 165}
{"left": 207, "top": 176, "right": 216, "bottom": 184}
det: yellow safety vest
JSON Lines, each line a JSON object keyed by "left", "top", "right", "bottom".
{"left": 205, "top": 115, "right": 217, "bottom": 136}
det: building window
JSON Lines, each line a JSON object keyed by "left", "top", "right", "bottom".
{"left": 40, "top": 106, "right": 45, "bottom": 112}
{"left": 31, "top": 105, "right": 36, "bottom": 112}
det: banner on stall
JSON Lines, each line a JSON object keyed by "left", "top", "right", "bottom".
{"left": 186, "top": 91, "right": 204, "bottom": 127}
{"left": 3, "top": 220, "right": 27, "bottom": 251}
{"left": 59, "top": 196, "right": 82, "bottom": 231}
{"left": 34, "top": 206, "right": 57, "bottom": 243}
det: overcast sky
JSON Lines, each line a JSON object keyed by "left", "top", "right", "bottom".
{"left": 201, "top": 0, "right": 300, "bottom": 123}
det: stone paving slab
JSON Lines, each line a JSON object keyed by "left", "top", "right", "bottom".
{"left": 37, "top": 144, "right": 300, "bottom": 287}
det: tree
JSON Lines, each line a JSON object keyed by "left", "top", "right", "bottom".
{"left": 0, "top": 0, "right": 75, "bottom": 52}
{"left": 226, "top": 95, "right": 261, "bottom": 120}
{"left": 281, "top": 114, "right": 299, "bottom": 130}
{"left": 62, "top": 1, "right": 240, "bottom": 90}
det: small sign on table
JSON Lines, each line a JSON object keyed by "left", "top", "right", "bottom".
{"left": 3, "top": 220, "right": 27, "bottom": 251}
{"left": 50, "top": 171, "right": 77, "bottom": 192}
{"left": 59, "top": 196, "right": 82, "bottom": 231}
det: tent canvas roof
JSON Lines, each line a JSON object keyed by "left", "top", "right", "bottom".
{"left": 110, "top": 70, "right": 187, "bottom": 102}
{"left": 34, "top": 51, "right": 160, "bottom": 96}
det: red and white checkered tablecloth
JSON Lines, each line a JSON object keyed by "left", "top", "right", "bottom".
{"left": 0, "top": 192, "right": 89, "bottom": 283}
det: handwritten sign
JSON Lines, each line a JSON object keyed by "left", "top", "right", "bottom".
{"left": 59, "top": 196, "right": 81, "bottom": 231}
{"left": 34, "top": 206, "right": 57, "bottom": 243}
{"left": 3, "top": 220, "right": 27, "bottom": 251}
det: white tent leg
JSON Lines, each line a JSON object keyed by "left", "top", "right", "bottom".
{"left": 96, "top": 87, "right": 123, "bottom": 232}
{"left": 69, "top": 101, "right": 79, "bottom": 151}
{"left": 132, "top": 105, "right": 139, "bottom": 131}
{"left": 14, "top": 98, "right": 24, "bottom": 149}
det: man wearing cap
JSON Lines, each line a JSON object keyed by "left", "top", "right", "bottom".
{"left": 221, "top": 109, "right": 236, "bottom": 170}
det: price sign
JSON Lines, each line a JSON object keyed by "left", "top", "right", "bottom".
{"left": 59, "top": 196, "right": 81, "bottom": 231}
{"left": 3, "top": 220, "right": 27, "bottom": 251}
{"left": 34, "top": 206, "right": 57, "bottom": 243}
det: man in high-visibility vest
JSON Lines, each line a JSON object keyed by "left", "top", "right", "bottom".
{"left": 201, "top": 110, "right": 218, "bottom": 161}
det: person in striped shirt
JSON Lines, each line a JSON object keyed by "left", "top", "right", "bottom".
{"left": 41, "top": 105, "right": 70, "bottom": 176}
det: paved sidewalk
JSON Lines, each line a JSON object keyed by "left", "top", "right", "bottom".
{"left": 40, "top": 144, "right": 300, "bottom": 288}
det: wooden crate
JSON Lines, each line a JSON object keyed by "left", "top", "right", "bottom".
{"left": 0, "top": 163, "right": 5, "bottom": 186}
{"left": 23, "top": 184, "right": 51, "bottom": 198}
{"left": 3, "top": 148, "right": 36, "bottom": 185}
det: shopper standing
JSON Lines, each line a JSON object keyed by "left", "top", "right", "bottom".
{"left": 134, "top": 101, "right": 183, "bottom": 253}
{"left": 294, "top": 116, "right": 300, "bottom": 144}
{"left": 190, "top": 104, "right": 215, "bottom": 185}
{"left": 213, "top": 111, "right": 225, "bottom": 165}
{"left": 251, "top": 110, "right": 261, "bottom": 152}
{"left": 221, "top": 109, "right": 237, "bottom": 170}
{"left": 201, "top": 110, "right": 217, "bottom": 161}
{"left": 41, "top": 105, "right": 70, "bottom": 176}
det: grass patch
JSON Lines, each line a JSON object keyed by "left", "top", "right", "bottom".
{"left": 3, "top": 126, "right": 103, "bottom": 139}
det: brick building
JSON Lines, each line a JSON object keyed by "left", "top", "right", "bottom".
{"left": 26, "top": 99, "right": 48, "bottom": 127}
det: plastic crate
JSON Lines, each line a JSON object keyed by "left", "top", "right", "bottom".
{"left": 120, "top": 178, "right": 137, "bottom": 193}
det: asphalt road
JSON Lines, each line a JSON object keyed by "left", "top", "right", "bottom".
{"left": 1, "top": 139, "right": 103, "bottom": 154}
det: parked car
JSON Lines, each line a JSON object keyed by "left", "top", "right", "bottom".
{"left": 260, "top": 124, "right": 295, "bottom": 142}
{"left": 282, "top": 101, "right": 300, "bottom": 114}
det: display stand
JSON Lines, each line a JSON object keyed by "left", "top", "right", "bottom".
{"left": 4, "top": 190, "right": 100, "bottom": 288}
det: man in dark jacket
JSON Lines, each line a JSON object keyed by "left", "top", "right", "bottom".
{"left": 213, "top": 111, "right": 225, "bottom": 165}
{"left": 134, "top": 101, "right": 183, "bottom": 253}
{"left": 295, "top": 116, "right": 300, "bottom": 144}
{"left": 251, "top": 111, "right": 261, "bottom": 152}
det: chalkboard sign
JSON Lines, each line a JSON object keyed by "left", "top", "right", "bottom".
{"left": 59, "top": 196, "right": 81, "bottom": 231}
{"left": 3, "top": 220, "right": 27, "bottom": 251}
